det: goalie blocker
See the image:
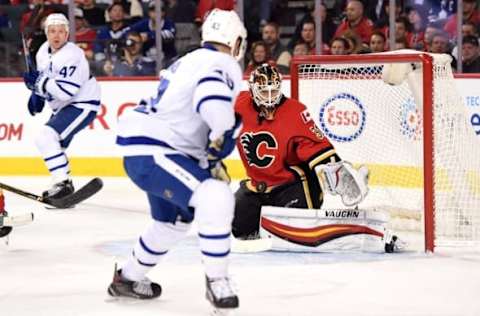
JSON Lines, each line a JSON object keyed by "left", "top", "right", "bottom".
{"left": 258, "top": 206, "right": 404, "bottom": 253}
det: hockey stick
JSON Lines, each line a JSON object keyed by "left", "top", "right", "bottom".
{"left": 21, "top": 32, "right": 34, "bottom": 72}
{"left": 0, "top": 212, "right": 34, "bottom": 227}
{"left": 0, "top": 178, "right": 103, "bottom": 209}
{"left": 231, "top": 237, "right": 273, "bottom": 253}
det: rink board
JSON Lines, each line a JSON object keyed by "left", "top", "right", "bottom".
{"left": 0, "top": 77, "right": 479, "bottom": 184}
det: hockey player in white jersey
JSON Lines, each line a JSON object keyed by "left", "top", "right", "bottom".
{"left": 23, "top": 13, "right": 101, "bottom": 202}
{"left": 108, "top": 9, "right": 247, "bottom": 313}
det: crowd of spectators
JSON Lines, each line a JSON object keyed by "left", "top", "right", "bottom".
{"left": 0, "top": 0, "right": 480, "bottom": 77}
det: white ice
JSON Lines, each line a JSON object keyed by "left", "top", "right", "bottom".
{"left": 1, "top": 177, "right": 480, "bottom": 316}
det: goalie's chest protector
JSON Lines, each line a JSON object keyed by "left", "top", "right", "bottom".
{"left": 235, "top": 92, "right": 332, "bottom": 187}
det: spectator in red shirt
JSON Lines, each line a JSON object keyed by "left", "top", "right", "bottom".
{"left": 334, "top": 0, "right": 374, "bottom": 44}
{"left": 407, "top": 4, "right": 428, "bottom": 51}
{"left": 444, "top": 0, "right": 480, "bottom": 38}
{"left": 74, "top": 8, "right": 96, "bottom": 61}
{"left": 195, "top": 0, "right": 234, "bottom": 25}
{"left": 20, "top": 0, "right": 54, "bottom": 34}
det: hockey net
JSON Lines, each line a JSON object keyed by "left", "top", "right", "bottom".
{"left": 290, "top": 52, "right": 480, "bottom": 252}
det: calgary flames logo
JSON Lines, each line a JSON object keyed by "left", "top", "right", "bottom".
{"left": 239, "top": 132, "right": 278, "bottom": 168}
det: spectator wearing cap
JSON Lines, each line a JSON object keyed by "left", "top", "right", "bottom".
{"left": 74, "top": 8, "right": 96, "bottom": 61}
{"left": 444, "top": 0, "right": 480, "bottom": 38}
{"left": 94, "top": 3, "right": 131, "bottom": 62}
{"left": 125, "top": 0, "right": 177, "bottom": 68}
{"left": 462, "top": 35, "right": 480, "bottom": 73}
{"left": 81, "top": 0, "right": 106, "bottom": 27}
{"left": 104, "top": 31, "right": 156, "bottom": 76}
{"left": 334, "top": 0, "right": 374, "bottom": 45}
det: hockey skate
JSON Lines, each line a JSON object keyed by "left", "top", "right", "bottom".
{"left": 42, "top": 179, "right": 74, "bottom": 208}
{"left": 43, "top": 179, "right": 74, "bottom": 201}
{"left": 206, "top": 276, "right": 239, "bottom": 315}
{"left": 107, "top": 266, "right": 162, "bottom": 300}
{"left": 385, "top": 234, "right": 407, "bottom": 253}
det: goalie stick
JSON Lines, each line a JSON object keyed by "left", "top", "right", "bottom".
{"left": 0, "top": 178, "right": 103, "bottom": 209}
{"left": 231, "top": 237, "right": 273, "bottom": 253}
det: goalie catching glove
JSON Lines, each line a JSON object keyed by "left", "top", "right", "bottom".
{"left": 316, "top": 161, "right": 369, "bottom": 206}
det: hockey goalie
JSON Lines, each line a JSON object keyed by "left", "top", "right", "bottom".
{"left": 232, "top": 63, "right": 404, "bottom": 253}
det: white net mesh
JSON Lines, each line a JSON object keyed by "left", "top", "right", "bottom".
{"left": 295, "top": 53, "right": 480, "bottom": 250}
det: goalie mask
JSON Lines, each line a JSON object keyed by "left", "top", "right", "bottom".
{"left": 248, "top": 64, "right": 283, "bottom": 119}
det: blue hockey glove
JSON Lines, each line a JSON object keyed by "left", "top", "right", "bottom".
{"left": 207, "top": 114, "right": 242, "bottom": 161}
{"left": 23, "top": 70, "right": 40, "bottom": 91}
{"left": 27, "top": 92, "right": 45, "bottom": 116}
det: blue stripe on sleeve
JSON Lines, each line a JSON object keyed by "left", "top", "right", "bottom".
{"left": 195, "top": 95, "right": 232, "bottom": 113}
{"left": 56, "top": 80, "right": 81, "bottom": 88}
{"left": 55, "top": 82, "right": 74, "bottom": 96}
{"left": 197, "top": 76, "right": 224, "bottom": 86}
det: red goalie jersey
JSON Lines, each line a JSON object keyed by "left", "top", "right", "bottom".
{"left": 235, "top": 91, "right": 336, "bottom": 189}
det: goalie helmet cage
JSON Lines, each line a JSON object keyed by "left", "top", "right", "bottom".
{"left": 290, "top": 52, "right": 480, "bottom": 252}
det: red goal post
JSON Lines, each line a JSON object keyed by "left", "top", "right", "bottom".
{"left": 290, "top": 52, "right": 480, "bottom": 252}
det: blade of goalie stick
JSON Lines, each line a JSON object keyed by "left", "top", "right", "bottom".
{"left": 0, "top": 212, "right": 34, "bottom": 227}
{"left": 231, "top": 237, "right": 273, "bottom": 253}
{"left": 47, "top": 178, "right": 103, "bottom": 208}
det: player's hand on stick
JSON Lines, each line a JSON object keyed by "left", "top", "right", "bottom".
{"left": 23, "top": 70, "right": 40, "bottom": 91}
{"left": 316, "top": 161, "right": 369, "bottom": 206}
{"left": 27, "top": 92, "right": 45, "bottom": 116}
{"left": 209, "top": 160, "right": 231, "bottom": 183}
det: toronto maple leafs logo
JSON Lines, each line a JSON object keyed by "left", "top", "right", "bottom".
{"left": 240, "top": 132, "right": 277, "bottom": 168}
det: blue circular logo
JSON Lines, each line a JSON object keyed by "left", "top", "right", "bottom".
{"left": 399, "top": 97, "right": 422, "bottom": 141}
{"left": 319, "top": 93, "right": 366, "bottom": 142}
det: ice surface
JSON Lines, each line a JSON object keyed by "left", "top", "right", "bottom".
{"left": 1, "top": 177, "right": 479, "bottom": 316}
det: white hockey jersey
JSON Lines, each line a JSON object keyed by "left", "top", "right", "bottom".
{"left": 117, "top": 46, "right": 243, "bottom": 167}
{"left": 36, "top": 42, "right": 101, "bottom": 112}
